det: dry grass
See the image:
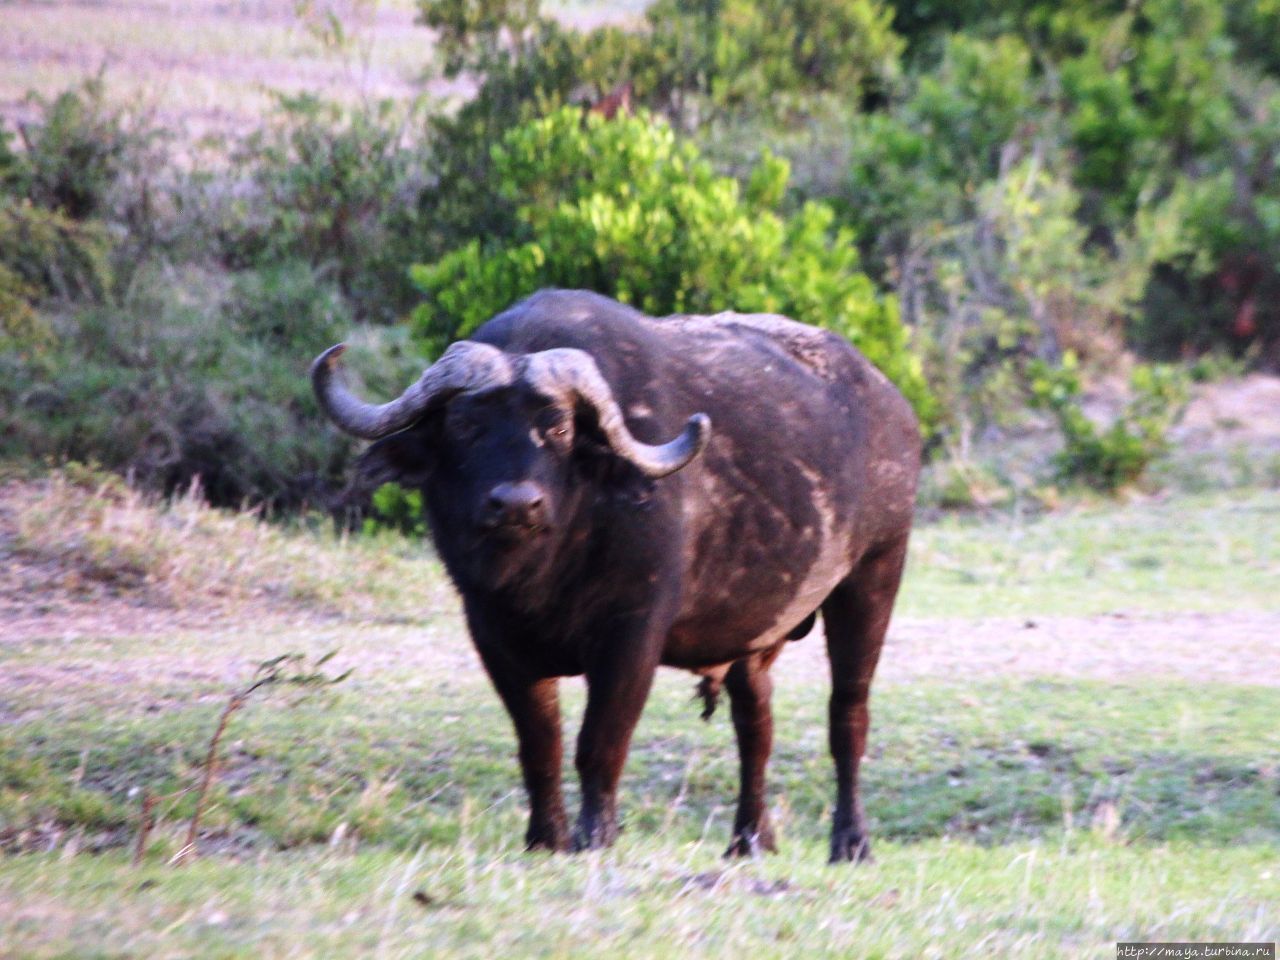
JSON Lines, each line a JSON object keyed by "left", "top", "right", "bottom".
{"left": 3, "top": 462, "right": 1277, "bottom": 640}
{"left": 1, "top": 4, "right": 421, "bottom": 139}
{"left": 1, "top": 466, "right": 453, "bottom": 626}
{"left": 0, "top": 0, "right": 642, "bottom": 144}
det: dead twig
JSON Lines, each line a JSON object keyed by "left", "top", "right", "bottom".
{"left": 132, "top": 789, "right": 158, "bottom": 866}
{"left": 169, "top": 651, "right": 351, "bottom": 866}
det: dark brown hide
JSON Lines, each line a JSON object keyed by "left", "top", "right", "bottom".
{"left": 313, "top": 290, "right": 920, "bottom": 861}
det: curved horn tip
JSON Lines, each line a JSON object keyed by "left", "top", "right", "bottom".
{"left": 645, "top": 411, "right": 711, "bottom": 478}
{"left": 312, "top": 343, "right": 348, "bottom": 376}
{"left": 687, "top": 412, "right": 712, "bottom": 449}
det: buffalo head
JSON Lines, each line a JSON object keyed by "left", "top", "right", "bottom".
{"left": 312, "top": 341, "right": 710, "bottom": 591}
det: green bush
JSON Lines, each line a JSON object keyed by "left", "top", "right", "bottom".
{"left": 0, "top": 196, "right": 114, "bottom": 365}
{"left": 413, "top": 0, "right": 1280, "bottom": 382}
{"left": 419, "top": 0, "right": 902, "bottom": 115}
{"left": 0, "top": 71, "right": 180, "bottom": 336}
{"left": 410, "top": 107, "right": 933, "bottom": 423}
{"left": 411, "top": 0, "right": 904, "bottom": 257}
{"left": 642, "top": 0, "right": 903, "bottom": 111}
{"left": 222, "top": 94, "right": 428, "bottom": 320}
{"left": 845, "top": 32, "right": 1038, "bottom": 271}
{"left": 0, "top": 79, "right": 444, "bottom": 509}
{"left": 1026, "top": 353, "right": 1189, "bottom": 492}
{"left": 1, "top": 78, "right": 127, "bottom": 331}
{"left": 0, "top": 198, "right": 113, "bottom": 306}
{"left": 12, "top": 74, "right": 164, "bottom": 222}
{"left": 362, "top": 482, "right": 428, "bottom": 538}
{"left": 0, "top": 261, "right": 421, "bottom": 509}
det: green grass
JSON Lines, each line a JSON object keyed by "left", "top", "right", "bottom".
{"left": 4, "top": 667, "right": 1278, "bottom": 852}
{"left": 3, "top": 840, "right": 1275, "bottom": 958}
{"left": 902, "top": 489, "right": 1280, "bottom": 617}
{"left": 2, "top": 485, "right": 1278, "bottom": 956}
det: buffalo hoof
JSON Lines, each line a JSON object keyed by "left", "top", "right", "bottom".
{"left": 828, "top": 830, "right": 874, "bottom": 864}
{"left": 723, "top": 827, "right": 778, "bottom": 859}
{"left": 525, "top": 820, "right": 571, "bottom": 853}
{"left": 525, "top": 834, "right": 571, "bottom": 854}
{"left": 571, "top": 818, "right": 620, "bottom": 852}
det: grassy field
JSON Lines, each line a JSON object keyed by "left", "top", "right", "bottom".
{"left": 903, "top": 489, "right": 1280, "bottom": 617}
{"left": 0, "top": 474, "right": 1277, "bottom": 957}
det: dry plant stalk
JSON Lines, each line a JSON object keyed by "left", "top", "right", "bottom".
{"left": 132, "top": 789, "right": 158, "bottom": 866}
{"left": 166, "top": 652, "right": 351, "bottom": 866}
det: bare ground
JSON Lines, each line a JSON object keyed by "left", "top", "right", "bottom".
{"left": 794, "top": 611, "right": 1280, "bottom": 687}
{"left": 4, "top": 586, "right": 1277, "bottom": 713}
{"left": 1171, "top": 372, "right": 1280, "bottom": 452}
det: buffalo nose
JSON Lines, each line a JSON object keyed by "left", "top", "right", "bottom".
{"left": 484, "top": 481, "right": 547, "bottom": 530}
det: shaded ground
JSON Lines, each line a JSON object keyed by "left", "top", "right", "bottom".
{"left": 792, "top": 610, "right": 1280, "bottom": 688}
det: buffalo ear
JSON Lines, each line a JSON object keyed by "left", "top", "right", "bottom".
{"left": 354, "top": 426, "right": 435, "bottom": 490}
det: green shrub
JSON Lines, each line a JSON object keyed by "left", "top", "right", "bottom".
{"left": 0, "top": 80, "right": 441, "bottom": 509}
{"left": 0, "top": 261, "right": 420, "bottom": 509}
{"left": 409, "top": 107, "right": 933, "bottom": 423}
{"left": 419, "top": 0, "right": 902, "bottom": 116}
{"left": 0, "top": 72, "right": 177, "bottom": 327}
{"left": 0, "top": 198, "right": 113, "bottom": 306}
{"left": 642, "top": 0, "right": 903, "bottom": 111}
{"left": 12, "top": 74, "right": 163, "bottom": 222}
{"left": 412, "top": 0, "right": 904, "bottom": 257}
{"left": 222, "top": 93, "right": 428, "bottom": 320}
{"left": 362, "top": 482, "right": 428, "bottom": 538}
{"left": 412, "top": 18, "right": 609, "bottom": 261}
{"left": 1026, "top": 353, "right": 1189, "bottom": 492}
{"left": 0, "top": 195, "right": 113, "bottom": 365}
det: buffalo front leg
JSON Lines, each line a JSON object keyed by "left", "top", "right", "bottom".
{"left": 822, "top": 537, "right": 909, "bottom": 864}
{"left": 572, "top": 623, "right": 666, "bottom": 851}
{"left": 478, "top": 658, "right": 570, "bottom": 852}
{"left": 722, "top": 643, "right": 785, "bottom": 858}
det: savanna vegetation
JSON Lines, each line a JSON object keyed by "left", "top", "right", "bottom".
{"left": 3, "top": 0, "right": 1279, "bottom": 508}
{"left": 2, "top": 0, "right": 1279, "bottom": 956}
{"left": 0, "top": 470, "right": 1276, "bottom": 956}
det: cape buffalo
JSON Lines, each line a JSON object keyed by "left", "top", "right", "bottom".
{"left": 312, "top": 289, "right": 920, "bottom": 861}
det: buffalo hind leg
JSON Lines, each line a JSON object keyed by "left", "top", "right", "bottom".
{"left": 723, "top": 643, "right": 786, "bottom": 857}
{"left": 823, "top": 537, "right": 910, "bottom": 864}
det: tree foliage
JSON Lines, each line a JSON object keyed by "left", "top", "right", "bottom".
{"left": 410, "top": 107, "right": 933, "bottom": 422}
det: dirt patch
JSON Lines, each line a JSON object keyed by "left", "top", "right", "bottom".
{"left": 6, "top": 597, "right": 1277, "bottom": 695}
{"left": 775, "top": 611, "right": 1280, "bottom": 688}
{"left": 1172, "top": 373, "right": 1280, "bottom": 453}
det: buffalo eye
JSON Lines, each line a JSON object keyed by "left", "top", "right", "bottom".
{"left": 534, "top": 407, "right": 573, "bottom": 447}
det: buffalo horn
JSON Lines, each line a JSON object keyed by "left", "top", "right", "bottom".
{"left": 522, "top": 348, "right": 711, "bottom": 478}
{"left": 311, "top": 341, "right": 515, "bottom": 440}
